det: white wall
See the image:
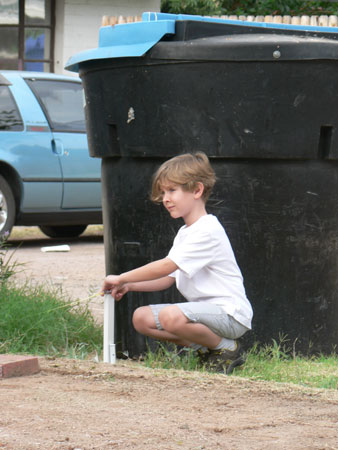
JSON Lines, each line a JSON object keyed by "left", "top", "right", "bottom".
{"left": 54, "top": 0, "right": 66, "bottom": 75}
{"left": 55, "top": 0, "right": 161, "bottom": 75}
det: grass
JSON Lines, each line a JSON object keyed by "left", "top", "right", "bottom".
{"left": 0, "top": 282, "right": 103, "bottom": 358}
{"left": 238, "top": 341, "right": 338, "bottom": 390}
{"left": 0, "top": 236, "right": 103, "bottom": 358}
{"left": 143, "top": 339, "right": 338, "bottom": 390}
{"left": 144, "top": 343, "right": 202, "bottom": 371}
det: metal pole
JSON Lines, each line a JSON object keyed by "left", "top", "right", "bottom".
{"left": 103, "top": 294, "right": 116, "bottom": 364}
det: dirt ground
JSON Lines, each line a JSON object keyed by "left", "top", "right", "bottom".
{"left": 2, "top": 227, "right": 338, "bottom": 450}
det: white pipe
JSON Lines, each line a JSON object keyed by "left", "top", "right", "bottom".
{"left": 103, "top": 294, "right": 116, "bottom": 364}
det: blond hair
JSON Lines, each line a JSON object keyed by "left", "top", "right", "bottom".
{"left": 151, "top": 152, "right": 216, "bottom": 203}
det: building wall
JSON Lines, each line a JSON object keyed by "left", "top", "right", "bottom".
{"left": 55, "top": 0, "right": 161, "bottom": 75}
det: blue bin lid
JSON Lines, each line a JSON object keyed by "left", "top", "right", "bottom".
{"left": 65, "top": 11, "right": 338, "bottom": 72}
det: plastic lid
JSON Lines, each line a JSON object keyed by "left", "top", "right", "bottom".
{"left": 65, "top": 11, "right": 338, "bottom": 72}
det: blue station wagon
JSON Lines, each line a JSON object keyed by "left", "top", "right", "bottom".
{"left": 0, "top": 71, "right": 102, "bottom": 238}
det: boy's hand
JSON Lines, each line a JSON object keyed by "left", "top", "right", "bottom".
{"left": 114, "top": 284, "right": 129, "bottom": 301}
{"left": 101, "top": 275, "right": 128, "bottom": 301}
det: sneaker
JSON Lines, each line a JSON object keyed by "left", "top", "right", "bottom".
{"left": 205, "top": 342, "right": 246, "bottom": 374}
{"left": 196, "top": 348, "right": 211, "bottom": 366}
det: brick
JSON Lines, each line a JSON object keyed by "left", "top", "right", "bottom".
{"left": 0, "top": 354, "right": 40, "bottom": 378}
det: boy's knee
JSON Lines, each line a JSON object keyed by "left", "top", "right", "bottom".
{"left": 132, "top": 306, "right": 149, "bottom": 332}
{"left": 159, "top": 306, "right": 186, "bottom": 333}
{"left": 132, "top": 306, "right": 157, "bottom": 334}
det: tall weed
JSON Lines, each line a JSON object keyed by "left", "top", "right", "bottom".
{"left": 0, "top": 234, "right": 19, "bottom": 286}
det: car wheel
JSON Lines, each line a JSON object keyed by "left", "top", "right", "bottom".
{"left": 39, "top": 225, "right": 87, "bottom": 239}
{"left": 0, "top": 175, "right": 16, "bottom": 238}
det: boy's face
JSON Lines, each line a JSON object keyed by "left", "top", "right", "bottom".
{"left": 161, "top": 182, "right": 203, "bottom": 224}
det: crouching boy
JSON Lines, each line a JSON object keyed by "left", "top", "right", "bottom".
{"left": 102, "top": 152, "right": 253, "bottom": 374}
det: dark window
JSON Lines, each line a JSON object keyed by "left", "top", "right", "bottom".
{"left": 27, "top": 79, "right": 86, "bottom": 132}
{"left": 0, "top": 85, "right": 24, "bottom": 131}
{"left": 0, "top": 0, "right": 54, "bottom": 72}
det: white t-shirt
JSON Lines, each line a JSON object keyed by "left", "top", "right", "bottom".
{"left": 167, "top": 214, "right": 253, "bottom": 329}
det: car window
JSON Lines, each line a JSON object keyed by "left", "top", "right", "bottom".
{"left": 0, "top": 85, "right": 24, "bottom": 131}
{"left": 26, "top": 79, "right": 86, "bottom": 132}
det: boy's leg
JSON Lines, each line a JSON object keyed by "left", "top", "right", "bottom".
{"left": 133, "top": 303, "right": 248, "bottom": 373}
{"left": 157, "top": 305, "right": 223, "bottom": 349}
{"left": 168, "top": 302, "right": 249, "bottom": 374}
{"left": 133, "top": 304, "right": 224, "bottom": 348}
{"left": 175, "top": 302, "right": 248, "bottom": 343}
{"left": 132, "top": 305, "right": 192, "bottom": 347}
{"left": 134, "top": 303, "right": 245, "bottom": 349}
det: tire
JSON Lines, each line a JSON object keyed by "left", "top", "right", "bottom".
{"left": 0, "top": 175, "right": 16, "bottom": 238}
{"left": 39, "top": 224, "right": 87, "bottom": 239}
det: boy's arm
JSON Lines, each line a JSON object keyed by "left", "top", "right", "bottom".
{"left": 127, "top": 276, "right": 175, "bottom": 292}
{"left": 120, "top": 257, "right": 177, "bottom": 284}
{"left": 104, "top": 276, "right": 175, "bottom": 301}
{"left": 102, "top": 257, "right": 178, "bottom": 299}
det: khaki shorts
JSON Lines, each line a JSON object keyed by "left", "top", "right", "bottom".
{"left": 149, "top": 302, "right": 248, "bottom": 340}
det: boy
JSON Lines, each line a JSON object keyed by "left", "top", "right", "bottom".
{"left": 102, "top": 152, "right": 253, "bottom": 374}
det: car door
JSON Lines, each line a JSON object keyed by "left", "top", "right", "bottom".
{"left": 25, "top": 78, "right": 101, "bottom": 209}
{"left": 0, "top": 74, "right": 63, "bottom": 212}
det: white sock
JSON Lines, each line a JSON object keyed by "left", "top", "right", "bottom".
{"left": 212, "top": 338, "right": 236, "bottom": 351}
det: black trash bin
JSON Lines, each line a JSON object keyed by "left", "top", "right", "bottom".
{"left": 66, "top": 12, "right": 338, "bottom": 356}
